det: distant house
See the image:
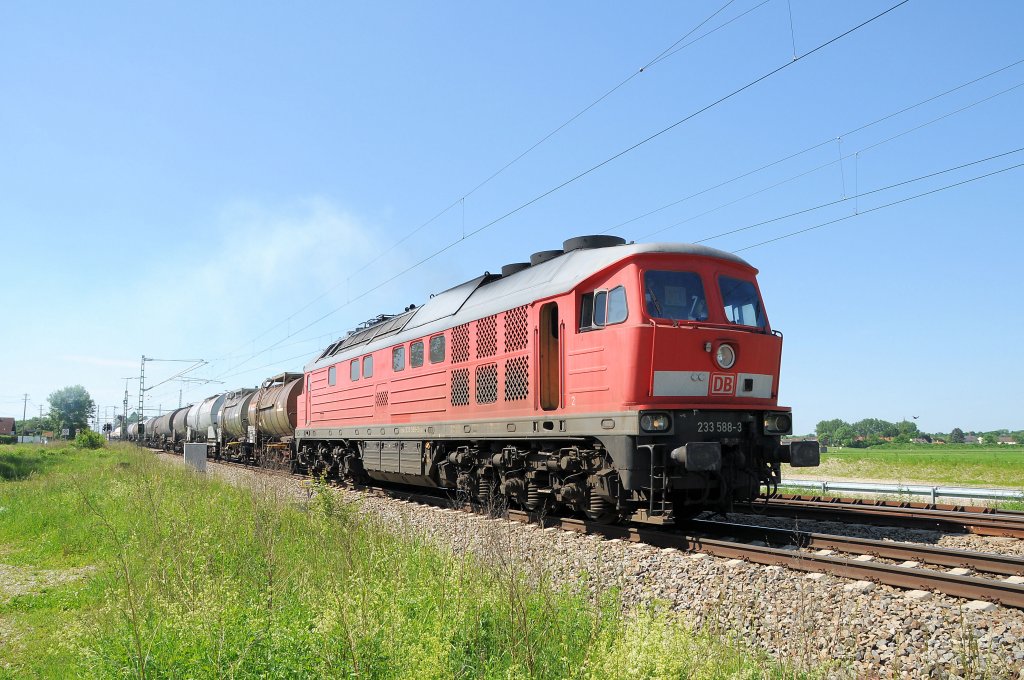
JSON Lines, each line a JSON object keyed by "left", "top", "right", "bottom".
{"left": 998, "top": 436, "right": 1019, "bottom": 445}
{"left": 963, "top": 435, "right": 983, "bottom": 444}
{"left": 0, "top": 417, "right": 14, "bottom": 436}
{"left": 910, "top": 437, "right": 931, "bottom": 444}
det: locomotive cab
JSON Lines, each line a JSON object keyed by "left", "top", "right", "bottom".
{"left": 573, "top": 251, "right": 818, "bottom": 517}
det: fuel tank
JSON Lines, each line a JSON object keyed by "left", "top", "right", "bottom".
{"left": 248, "top": 373, "right": 303, "bottom": 439}
{"left": 187, "top": 393, "right": 228, "bottom": 440}
{"left": 152, "top": 413, "right": 174, "bottom": 437}
{"left": 221, "top": 389, "right": 257, "bottom": 440}
{"left": 171, "top": 406, "right": 190, "bottom": 439}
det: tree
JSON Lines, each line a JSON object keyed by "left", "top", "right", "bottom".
{"left": 833, "top": 424, "right": 856, "bottom": 448}
{"left": 950, "top": 428, "right": 965, "bottom": 444}
{"left": 47, "top": 385, "right": 95, "bottom": 434}
{"left": 815, "top": 419, "right": 849, "bottom": 446}
{"left": 853, "top": 418, "right": 898, "bottom": 439}
{"left": 14, "top": 415, "right": 53, "bottom": 435}
{"left": 896, "top": 419, "right": 920, "bottom": 438}
{"left": 982, "top": 432, "right": 998, "bottom": 446}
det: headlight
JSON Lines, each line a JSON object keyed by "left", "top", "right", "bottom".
{"left": 764, "top": 413, "right": 792, "bottom": 435}
{"left": 715, "top": 343, "right": 736, "bottom": 369}
{"left": 640, "top": 412, "right": 670, "bottom": 432}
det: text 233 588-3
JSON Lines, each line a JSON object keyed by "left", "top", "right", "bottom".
{"left": 696, "top": 419, "right": 744, "bottom": 434}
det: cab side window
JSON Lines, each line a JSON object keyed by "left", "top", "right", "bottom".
{"left": 328, "top": 366, "right": 336, "bottom": 386}
{"left": 580, "top": 285, "right": 627, "bottom": 330}
{"left": 410, "top": 341, "right": 424, "bottom": 368}
{"left": 392, "top": 346, "right": 405, "bottom": 371}
{"left": 350, "top": 360, "right": 359, "bottom": 381}
{"left": 607, "top": 286, "right": 628, "bottom": 324}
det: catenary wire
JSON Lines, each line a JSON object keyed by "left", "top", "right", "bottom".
{"left": 733, "top": 161, "right": 1024, "bottom": 252}
{"left": 209, "top": 0, "right": 760, "bottom": 366}
{"left": 602, "top": 56, "right": 1024, "bottom": 235}
{"left": 208, "top": 0, "right": 911, "bottom": 382}
{"left": 689, "top": 146, "right": 1024, "bottom": 245}
{"left": 213, "top": 141, "right": 1022, "bottom": 390}
{"left": 636, "top": 79, "right": 1024, "bottom": 240}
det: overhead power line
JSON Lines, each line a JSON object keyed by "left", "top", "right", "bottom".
{"left": 605, "top": 56, "right": 1024, "bottom": 236}
{"left": 210, "top": 0, "right": 764, "bottom": 367}
{"left": 733, "top": 159, "right": 1024, "bottom": 252}
{"left": 636, "top": 78, "right": 1024, "bottom": 240}
{"left": 690, "top": 146, "right": 1024, "bottom": 245}
{"left": 210, "top": 0, "right": 910, "bottom": 383}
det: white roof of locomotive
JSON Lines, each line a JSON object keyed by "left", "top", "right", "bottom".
{"left": 306, "top": 242, "right": 752, "bottom": 371}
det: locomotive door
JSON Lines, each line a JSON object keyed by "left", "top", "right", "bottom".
{"left": 539, "top": 302, "right": 560, "bottom": 411}
{"left": 304, "top": 375, "right": 311, "bottom": 427}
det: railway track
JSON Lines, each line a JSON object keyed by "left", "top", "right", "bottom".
{"left": 739, "top": 493, "right": 1024, "bottom": 538}
{"left": 538, "top": 514, "right": 1024, "bottom": 610}
{"left": 162, "top": 451, "right": 1024, "bottom": 610}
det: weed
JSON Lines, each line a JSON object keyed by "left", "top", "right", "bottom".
{"left": 0, "top": 444, "right": 811, "bottom": 678}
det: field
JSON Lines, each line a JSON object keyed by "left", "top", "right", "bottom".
{"left": 792, "top": 444, "right": 1024, "bottom": 489}
{"left": 0, "top": 443, "right": 804, "bottom": 679}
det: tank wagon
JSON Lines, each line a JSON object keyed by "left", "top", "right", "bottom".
{"left": 187, "top": 393, "right": 228, "bottom": 448}
{"left": 289, "top": 236, "right": 818, "bottom": 520}
{"left": 218, "top": 374, "right": 302, "bottom": 464}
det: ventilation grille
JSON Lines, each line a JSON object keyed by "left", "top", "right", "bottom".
{"left": 504, "top": 356, "right": 529, "bottom": 402}
{"left": 375, "top": 391, "right": 389, "bottom": 408}
{"left": 504, "top": 305, "right": 528, "bottom": 352}
{"left": 476, "top": 315, "right": 497, "bottom": 358}
{"left": 475, "top": 363, "right": 498, "bottom": 404}
{"left": 451, "top": 368, "right": 470, "bottom": 406}
{"left": 452, "top": 324, "right": 470, "bottom": 363}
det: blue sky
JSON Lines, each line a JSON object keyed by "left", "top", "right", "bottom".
{"left": 1, "top": 1, "right": 1021, "bottom": 435}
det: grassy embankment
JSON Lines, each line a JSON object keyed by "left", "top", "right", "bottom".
{"left": 800, "top": 445, "right": 1024, "bottom": 488}
{"left": 783, "top": 445, "right": 1024, "bottom": 509}
{"left": 0, "top": 443, "right": 806, "bottom": 679}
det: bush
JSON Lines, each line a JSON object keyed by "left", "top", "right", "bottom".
{"left": 0, "top": 434, "right": 16, "bottom": 445}
{"left": 73, "top": 429, "right": 105, "bottom": 449}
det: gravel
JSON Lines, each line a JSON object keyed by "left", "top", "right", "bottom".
{"left": 167, "top": 454, "right": 1024, "bottom": 679}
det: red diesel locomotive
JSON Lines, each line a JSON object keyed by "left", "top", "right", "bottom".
{"left": 292, "top": 235, "right": 818, "bottom": 520}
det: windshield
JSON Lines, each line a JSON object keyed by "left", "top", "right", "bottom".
{"left": 719, "top": 275, "right": 765, "bottom": 328}
{"left": 643, "top": 270, "right": 708, "bottom": 322}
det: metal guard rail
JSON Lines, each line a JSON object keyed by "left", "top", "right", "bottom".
{"left": 775, "top": 478, "right": 1024, "bottom": 503}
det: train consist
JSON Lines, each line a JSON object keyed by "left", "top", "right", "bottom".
{"left": 137, "top": 236, "right": 818, "bottom": 520}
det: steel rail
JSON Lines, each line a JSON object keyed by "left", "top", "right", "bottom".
{"left": 686, "top": 518, "right": 1024, "bottom": 577}
{"left": 522, "top": 514, "right": 1024, "bottom": 610}
{"left": 739, "top": 496, "right": 1024, "bottom": 538}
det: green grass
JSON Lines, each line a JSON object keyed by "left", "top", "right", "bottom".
{"left": 0, "top": 443, "right": 807, "bottom": 678}
{"left": 794, "top": 444, "right": 1024, "bottom": 489}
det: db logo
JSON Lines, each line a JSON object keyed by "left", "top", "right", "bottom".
{"left": 710, "top": 373, "right": 735, "bottom": 396}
